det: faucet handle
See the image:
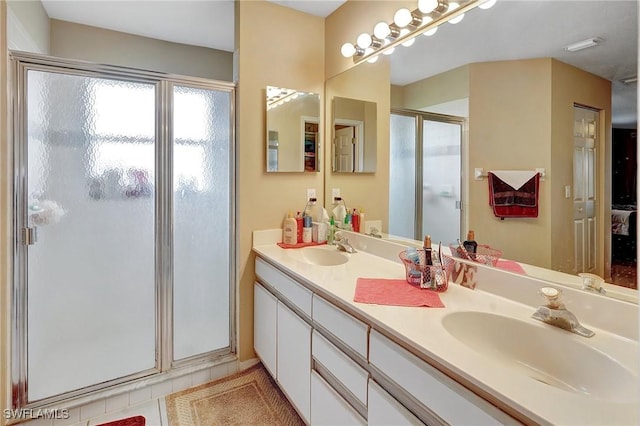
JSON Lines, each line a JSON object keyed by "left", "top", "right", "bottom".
{"left": 539, "top": 286, "right": 563, "bottom": 309}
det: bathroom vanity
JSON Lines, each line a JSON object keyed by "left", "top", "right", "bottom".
{"left": 252, "top": 229, "right": 638, "bottom": 425}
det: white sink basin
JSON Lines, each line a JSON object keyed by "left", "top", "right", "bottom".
{"left": 286, "top": 246, "right": 349, "bottom": 266}
{"left": 442, "top": 311, "right": 637, "bottom": 403}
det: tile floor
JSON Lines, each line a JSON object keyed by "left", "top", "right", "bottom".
{"left": 22, "top": 359, "right": 246, "bottom": 426}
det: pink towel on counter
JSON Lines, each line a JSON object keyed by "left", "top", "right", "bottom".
{"left": 277, "top": 241, "right": 327, "bottom": 249}
{"left": 354, "top": 278, "right": 444, "bottom": 308}
{"left": 495, "top": 259, "right": 526, "bottom": 275}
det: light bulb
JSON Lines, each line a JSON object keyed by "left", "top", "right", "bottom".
{"left": 423, "top": 26, "right": 438, "bottom": 36}
{"left": 449, "top": 13, "right": 464, "bottom": 24}
{"left": 373, "top": 22, "right": 391, "bottom": 39}
{"left": 356, "top": 33, "right": 373, "bottom": 49}
{"left": 479, "top": 0, "right": 497, "bottom": 9}
{"left": 394, "top": 8, "right": 413, "bottom": 28}
{"left": 399, "top": 29, "right": 415, "bottom": 47}
{"left": 341, "top": 43, "right": 356, "bottom": 58}
{"left": 418, "top": 0, "right": 439, "bottom": 13}
{"left": 448, "top": 1, "right": 460, "bottom": 11}
{"left": 367, "top": 55, "right": 379, "bottom": 64}
{"left": 383, "top": 47, "right": 395, "bottom": 55}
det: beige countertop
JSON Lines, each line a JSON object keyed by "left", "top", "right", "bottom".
{"left": 253, "top": 230, "right": 639, "bottom": 425}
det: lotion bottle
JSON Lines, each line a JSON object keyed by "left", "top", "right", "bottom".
{"left": 283, "top": 211, "right": 297, "bottom": 245}
{"left": 423, "top": 235, "right": 433, "bottom": 266}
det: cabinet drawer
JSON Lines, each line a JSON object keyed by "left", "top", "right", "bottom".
{"left": 256, "top": 257, "right": 312, "bottom": 317}
{"left": 312, "top": 295, "right": 368, "bottom": 359}
{"left": 311, "top": 370, "right": 366, "bottom": 426}
{"left": 312, "top": 330, "right": 368, "bottom": 406}
{"left": 368, "top": 378, "right": 425, "bottom": 426}
{"left": 369, "top": 330, "right": 515, "bottom": 425}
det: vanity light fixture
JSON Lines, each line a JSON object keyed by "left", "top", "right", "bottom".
{"left": 565, "top": 37, "right": 602, "bottom": 52}
{"left": 340, "top": 0, "right": 495, "bottom": 63}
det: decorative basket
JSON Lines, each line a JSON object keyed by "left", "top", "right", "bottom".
{"left": 399, "top": 249, "right": 454, "bottom": 292}
{"left": 448, "top": 243, "right": 502, "bottom": 267}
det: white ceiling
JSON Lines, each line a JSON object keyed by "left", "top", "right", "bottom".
{"left": 40, "top": 0, "right": 637, "bottom": 126}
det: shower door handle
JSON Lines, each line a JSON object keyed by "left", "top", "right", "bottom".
{"left": 21, "top": 227, "right": 38, "bottom": 245}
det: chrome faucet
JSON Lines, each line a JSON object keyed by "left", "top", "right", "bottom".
{"left": 334, "top": 232, "right": 357, "bottom": 253}
{"left": 367, "top": 227, "right": 382, "bottom": 238}
{"left": 531, "top": 287, "right": 595, "bottom": 338}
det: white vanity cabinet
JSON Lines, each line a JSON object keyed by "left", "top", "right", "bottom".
{"left": 369, "top": 330, "right": 516, "bottom": 425}
{"left": 277, "top": 301, "right": 311, "bottom": 422}
{"left": 311, "top": 370, "right": 366, "bottom": 426}
{"left": 254, "top": 258, "right": 313, "bottom": 423}
{"left": 368, "top": 379, "right": 423, "bottom": 426}
{"left": 253, "top": 282, "right": 277, "bottom": 376}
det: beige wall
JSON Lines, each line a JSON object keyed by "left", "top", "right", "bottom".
{"left": 467, "top": 58, "right": 612, "bottom": 272}
{"left": 397, "top": 64, "right": 469, "bottom": 110}
{"left": 550, "top": 59, "right": 611, "bottom": 275}
{"left": 324, "top": 60, "right": 390, "bottom": 230}
{"left": 51, "top": 20, "right": 233, "bottom": 81}
{"left": 236, "top": 0, "right": 324, "bottom": 361}
{"left": 7, "top": 0, "right": 49, "bottom": 53}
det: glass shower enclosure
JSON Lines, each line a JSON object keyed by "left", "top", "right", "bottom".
{"left": 11, "top": 53, "right": 234, "bottom": 407}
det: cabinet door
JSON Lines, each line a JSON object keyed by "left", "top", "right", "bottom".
{"left": 311, "top": 370, "right": 366, "bottom": 426}
{"left": 254, "top": 283, "right": 277, "bottom": 377}
{"left": 277, "top": 302, "right": 311, "bottom": 423}
{"left": 368, "top": 379, "right": 424, "bottom": 426}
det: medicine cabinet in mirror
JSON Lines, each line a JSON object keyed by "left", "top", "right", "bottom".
{"left": 265, "top": 86, "right": 320, "bottom": 173}
{"left": 332, "top": 96, "right": 377, "bottom": 173}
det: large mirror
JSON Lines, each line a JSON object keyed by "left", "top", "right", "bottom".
{"left": 326, "top": 0, "right": 637, "bottom": 300}
{"left": 266, "top": 86, "right": 320, "bottom": 173}
{"left": 332, "top": 96, "right": 377, "bottom": 173}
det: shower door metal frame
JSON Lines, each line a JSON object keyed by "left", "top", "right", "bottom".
{"left": 391, "top": 108, "right": 467, "bottom": 241}
{"left": 10, "top": 52, "right": 236, "bottom": 409}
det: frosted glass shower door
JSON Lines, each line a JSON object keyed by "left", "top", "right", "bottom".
{"left": 172, "top": 84, "right": 231, "bottom": 360}
{"left": 422, "top": 119, "right": 461, "bottom": 245}
{"left": 25, "top": 70, "right": 157, "bottom": 401}
{"left": 389, "top": 113, "right": 417, "bottom": 239}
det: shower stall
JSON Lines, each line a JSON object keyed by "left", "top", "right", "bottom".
{"left": 11, "top": 53, "right": 235, "bottom": 407}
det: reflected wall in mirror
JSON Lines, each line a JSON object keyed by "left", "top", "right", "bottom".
{"left": 325, "top": 0, "right": 637, "bottom": 301}
{"left": 266, "top": 86, "right": 320, "bottom": 173}
{"left": 332, "top": 96, "right": 377, "bottom": 173}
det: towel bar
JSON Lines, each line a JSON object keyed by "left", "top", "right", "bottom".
{"left": 474, "top": 168, "right": 545, "bottom": 181}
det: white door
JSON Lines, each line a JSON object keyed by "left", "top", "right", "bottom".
{"left": 573, "top": 106, "right": 598, "bottom": 273}
{"left": 334, "top": 126, "right": 355, "bottom": 172}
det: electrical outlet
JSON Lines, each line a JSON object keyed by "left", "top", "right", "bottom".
{"left": 332, "top": 188, "right": 341, "bottom": 204}
{"left": 307, "top": 188, "right": 316, "bottom": 201}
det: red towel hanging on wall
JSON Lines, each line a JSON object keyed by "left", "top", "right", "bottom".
{"left": 488, "top": 171, "right": 540, "bottom": 219}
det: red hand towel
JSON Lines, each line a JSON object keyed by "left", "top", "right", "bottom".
{"left": 354, "top": 278, "right": 444, "bottom": 308}
{"left": 488, "top": 172, "right": 539, "bottom": 219}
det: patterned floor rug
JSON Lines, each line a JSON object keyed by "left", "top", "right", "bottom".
{"left": 165, "top": 363, "right": 304, "bottom": 426}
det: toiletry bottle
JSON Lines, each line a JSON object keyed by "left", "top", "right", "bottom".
{"left": 295, "top": 211, "right": 303, "bottom": 243}
{"left": 328, "top": 216, "right": 336, "bottom": 245}
{"left": 351, "top": 208, "right": 360, "bottom": 233}
{"left": 302, "top": 215, "right": 312, "bottom": 243}
{"left": 358, "top": 208, "right": 365, "bottom": 233}
{"left": 283, "top": 211, "right": 297, "bottom": 245}
{"left": 423, "top": 235, "right": 433, "bottom": 266}
{"left": 463, "top": 230, "right": 478, "bottom": 254}
{"left": 405, "top": 248, "right": 422, "bottom": 280}
{"left": 343, "top": 214, "right": 352, "bottom": 231}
